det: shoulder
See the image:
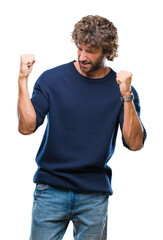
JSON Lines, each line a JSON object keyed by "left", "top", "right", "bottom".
{"left": 110, "top": 67, "right": 117, "bottom": 77}
{"left": 35, "top": 62, "right": 72, "bottom": 88}
{"left": 41, "top": 61, "right": 72, "bottom": 79}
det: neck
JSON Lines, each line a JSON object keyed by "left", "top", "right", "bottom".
{"left": 74, "top": 61, "right": 110, "bottom": 79}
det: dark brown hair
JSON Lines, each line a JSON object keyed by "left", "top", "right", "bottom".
{"left": 72, "top": 15, "right": 118, "bottom": 61}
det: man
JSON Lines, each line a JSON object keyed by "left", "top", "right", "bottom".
{"left": 18, "top": 15, "right": 146, "bottom": 240}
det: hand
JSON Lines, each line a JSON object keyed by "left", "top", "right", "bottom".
{"left": 116, "top": 70, "right": 132, "bottom": 97}
{"left": 19, "top": 54, "right": 35, "bottom": 78}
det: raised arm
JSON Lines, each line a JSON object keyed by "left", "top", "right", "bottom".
{"left": 18, "top": 54, "right": 36, "bottom": 135}
{"left": 116, "top": 70, "right": 144, "bottom": 151}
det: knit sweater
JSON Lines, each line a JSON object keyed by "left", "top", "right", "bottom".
{"left": 31, "top": 61, "right": 146, "bottom": 194}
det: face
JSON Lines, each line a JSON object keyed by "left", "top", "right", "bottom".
{"left": 77, "top": 44, "right": 106, "bottom": 74}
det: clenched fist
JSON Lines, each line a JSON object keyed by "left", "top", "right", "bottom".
{"left": 116, "top": 70, "right": 133, "bottom": 97}
{"left": 19, "top": 54, "right": 35, "bottom": 78}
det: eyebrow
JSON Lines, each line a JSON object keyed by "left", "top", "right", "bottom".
{"left": 78, "top": 45, "right": 98, "bottom": 52}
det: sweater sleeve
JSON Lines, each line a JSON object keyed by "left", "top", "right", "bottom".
{"left": 119, "top": 86, "right": 147, "bottom": 149}
{"left": 31, "top": 73, "right": 49, "bottom": 131}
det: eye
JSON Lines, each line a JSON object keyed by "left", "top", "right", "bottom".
{"left": 86, "top": 49, "right": 96, "bottom": 54}
{"left": 86, "top": 50, "right": 92, "bottom": 53}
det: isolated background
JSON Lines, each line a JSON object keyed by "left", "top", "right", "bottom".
{"left": 0, "top": 0, "right": 162, "bottom": 239}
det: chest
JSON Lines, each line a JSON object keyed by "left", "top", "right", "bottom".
{"left": 48, "top": 76, "right": 122, "bottom": 123}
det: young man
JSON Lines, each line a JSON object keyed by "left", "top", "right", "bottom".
{"left": 18, "top": 15, "right": 146, "bottom": 240}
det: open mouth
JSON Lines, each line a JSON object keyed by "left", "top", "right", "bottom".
{"left": 80, "top": 62, "right": 90, "bottom": 67}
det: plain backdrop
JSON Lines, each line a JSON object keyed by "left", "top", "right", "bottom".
{"left": 0, "top": 0, "right": 162, "bottom": 239}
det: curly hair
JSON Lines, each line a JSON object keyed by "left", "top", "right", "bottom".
{"left": 72, "top": 15, "right": 118, "bottom": 61}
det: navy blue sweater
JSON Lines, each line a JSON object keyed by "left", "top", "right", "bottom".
{"left": 31, "top": 61, "right": 146, "bottom": 194}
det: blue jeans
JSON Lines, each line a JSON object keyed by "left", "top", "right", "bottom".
{"left": 29, "top": 184, "right": 109, "bottom": 240}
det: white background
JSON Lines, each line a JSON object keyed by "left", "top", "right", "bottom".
{"left": 0, "top": 0, "right": 162, "bottom": 239}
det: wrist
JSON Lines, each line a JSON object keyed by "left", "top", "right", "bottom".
{"left": 121, "top": 91, "right": 132, "bottom": 98}
{"left": 18, "top": 74, "right": 28, "bottom": 82}
{"left": 120, "top": 91, "right": 134, "bottom": 102}
{"left": 18, "top": 75, "right": 29, "bottom": 94}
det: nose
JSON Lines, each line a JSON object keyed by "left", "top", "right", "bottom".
{"left": 79, "top": 50, "right": 87, "bottom": 62}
